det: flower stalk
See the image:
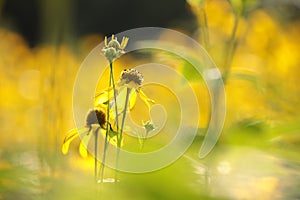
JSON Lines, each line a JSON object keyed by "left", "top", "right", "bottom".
{"left": 115, "top": 87, "right": 131, "bottom": 181}
{"left": 110, "top": 63, "right": 119, "bottom": 132}
{"left": 94, "top": 127, "right": 100, "bottom": 182}
{"left": 99, "top": 63, "right": 113, "bottom": 182}
{"left": 99, "top": 35, "right": 128, "bottom": 182}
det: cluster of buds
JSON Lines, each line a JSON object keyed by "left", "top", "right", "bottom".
{"left": 102, "top": 35, "right": 129, "bottom": 63}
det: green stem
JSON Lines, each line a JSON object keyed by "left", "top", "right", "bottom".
{"left": 94, "top": 127, "right": 100, "bottom": 182}
{"left": 223, "top": 16, "right": 240, "bottom": 83}
{"left": 110, "top": 63, "right": 119, "bottom": 132}
{"left": 99, "top": 63, "right": 113, "bottom": 182}
{"left": 120, "top": 88, "right": 131, "bottom": 143}
{"left": 115, "top": 87, "right": 131, "bottom": 182}
{"left": 100, "top": 111, "right": 109, "bottom": 182}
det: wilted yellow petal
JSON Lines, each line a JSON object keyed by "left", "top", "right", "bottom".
{"left": 110, "top": 87, "right": 127, "bottom": 119}
{"left": 138, "top": 89, "right": 155, "bottom": 110}
{"left": 116, "top": 87, "right": 127, "bottom": 109}
{"left": 110, "top": 88, "right": 136, "bottom": 121}
{"left": 62, "top": 127, "right": 89, "bottom": 155}
{"left": 79, "top": 129, "right": 94, "bottom": 158}
{"left": 129, "top": 90, "right": 137, "bottom": 110}
{"left": 94, "top": 87, "right": 113, "bottom": 107}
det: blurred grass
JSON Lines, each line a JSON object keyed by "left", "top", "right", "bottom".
{"left": 1, "top": 0, "right": 300, "bottom": 199}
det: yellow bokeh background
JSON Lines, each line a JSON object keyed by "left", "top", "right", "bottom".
{"left": 1, "top": 0, "right": 300, "bottom": 199}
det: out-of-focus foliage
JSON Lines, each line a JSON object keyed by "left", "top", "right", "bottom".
{"left": 188, "top": 0, "right": 300, "bottom": 125}
{"left": 1, "top": 0, "right": 300, "bottom": 199}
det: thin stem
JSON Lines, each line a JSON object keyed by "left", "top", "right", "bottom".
{"left": 120, "top": 88, "right": 131, "bottom": 142}
{"left": 140, "top": 129, "right": 150, "bottom": 150}
{"left": 223, "top": 16, "right": 240, "bottom": 83}
{"left": 100, "top": 111, "right": 109, "bottom": 182}
{"left": 94, "top": 127, "right": 100, "bottom": 182}
{"left": 110, "top": 63, "right": 119, "bottom": 132}
{"left": 99, "top": 63, "right": 113, "bottom": 182}
{"left": 115, "top": 87, "right": 131, "bottom": 181}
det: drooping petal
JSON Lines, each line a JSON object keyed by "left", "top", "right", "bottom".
{"left": 79, "top": 129, "right": 94, "bottom": 158}
{"left": 62, "top": 127, "right": 89, "bottom": 155}
{"left": 110, "top": 87, "right": 128, "bottom": 119}
{"left": 115, "top": 87, "right": 128, "bottom": 111}
{"left": 110, "top": 88, "right": 136, "bottom": 126}
{"left": 129, "top": 89, "right": 137, "bottom": 110}
{"left": 94, "top": 87, "right": 114, "bottom": 107}
{"left": 138, "top": 89, "right": 155, "bottom": 110}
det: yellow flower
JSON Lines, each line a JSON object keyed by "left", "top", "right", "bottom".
{"left": 95, "top": 68, "right": 155, "bottom": 120}
{"left": 102, "top": 35, "right": 129, "bottom": 63}
{"left": 61, "top": 109, "right": 119, "bottom": 158}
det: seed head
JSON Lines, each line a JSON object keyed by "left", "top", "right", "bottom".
{"left": 119, "top": 68, "right": 144, "bottom": 88}
{"left": 85, "top": 109, "right": 106, "bottom": 127}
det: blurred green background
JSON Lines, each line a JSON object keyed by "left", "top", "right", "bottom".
{"left": 1, "top": 0, "right": 300, "bottom": 199}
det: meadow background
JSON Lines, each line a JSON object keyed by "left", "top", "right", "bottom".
{"left": 1, "top": 0, "right": 300, "bottom": 199}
